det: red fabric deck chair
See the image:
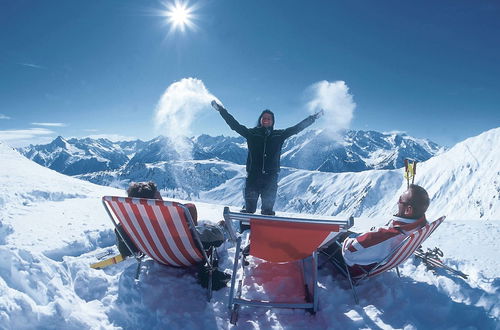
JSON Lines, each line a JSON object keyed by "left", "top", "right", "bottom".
{"left": 322, "top": 216, "right": 445, "bottom": 304}
{"left": 223, "top": 207, "right": 354, "bottom": 324}
{"left": 102, "top": 196, "right": 216, "bottom": 300}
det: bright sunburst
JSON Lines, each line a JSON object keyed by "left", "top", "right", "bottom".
{"left": 161, "top": 1, "right": 197, "bottom": 34}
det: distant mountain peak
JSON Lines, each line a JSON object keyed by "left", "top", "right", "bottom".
{"left": 51, "top": 135, "right": 67, "bottom": 147}
{"left": 18, "top": 128, "right": 443, "bottom": 178}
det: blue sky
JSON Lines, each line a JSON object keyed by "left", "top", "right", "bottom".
{"left": 0, "top": 0, "right": 499, "bottom": 147}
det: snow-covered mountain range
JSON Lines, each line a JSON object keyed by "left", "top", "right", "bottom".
{"left": 281, "top": 129, "right": 441, "bottom": 172}
{"left": 14, "top": 127, "right": 500, "bottom": 220}
{"left": 19, "top": 129, "right": 441, "bottom": 176}
{"left": 18, "top": 136, "right": 146, "bottom": 176}
{"left": 18, "top": 129, "right": 443, "bottom": 205}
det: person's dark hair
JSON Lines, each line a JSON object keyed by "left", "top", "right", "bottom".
{"left": 127, "top": 181, "right": 158, "bottom": 199}
{"left": 408, "top": 184, "right": 430, "bottom": 218}
{"left": 255, "top": 109, "right": 275, "bottom": 128}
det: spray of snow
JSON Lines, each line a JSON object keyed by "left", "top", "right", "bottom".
{"left": 154, "top": 78, "right": 221, "bottom": 159}
{"left": 305, "top": 80, "right": 356, "bottom": 138}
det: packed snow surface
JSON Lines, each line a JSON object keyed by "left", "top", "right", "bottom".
{"left": 0, "top": 128, "right": 499, "bottom": 329}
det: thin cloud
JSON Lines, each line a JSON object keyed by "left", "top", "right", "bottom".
{"left": 383, "top": 130, "right": 408, "bottom": 135}
{"left": 0, "top": 128, "right": 55, "bottom": 147}
{"left": 0, "top": 114, "right": 10, "bottom": 120}
{"left": 19, "top": 63, "right": 46, "bottom": 70}
{"left": 84, "top": 134, "right": 137, "bottom": 142}
{"left": 31, "top": 122, "right": 67, "bottom": 127}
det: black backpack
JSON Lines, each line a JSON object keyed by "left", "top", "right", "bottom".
{"left": 115, "top": 224, "right": 140, "bottom": 257}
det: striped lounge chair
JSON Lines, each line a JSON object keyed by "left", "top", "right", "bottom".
{"left": 321, "top": 216, "right": 445, "bottom": 304}
{"left": 102, "top": 196, "right": 217, "bottom": 300}
{"left": 222, "top": 207, "right": 354, "bottom": 324}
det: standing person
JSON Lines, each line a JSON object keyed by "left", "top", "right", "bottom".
{"left": 211, "top": 100, "right": 323, "bottom": 215}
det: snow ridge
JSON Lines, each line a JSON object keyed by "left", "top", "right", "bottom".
{"left": 0, "top": 129, "right": 499, "bottom": 328}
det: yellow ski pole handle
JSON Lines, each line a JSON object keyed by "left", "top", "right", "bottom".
{"left": 90, "top": 254, "right": 126, "bottom": 269}
{"left": 404, "top": 159, "right": 418, "bottom": 187}
{"left": 404, "top": 163, "right": 415, "bottom": 180}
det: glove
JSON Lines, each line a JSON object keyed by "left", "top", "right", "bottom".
{"left": 211, "top": 100, "right": 224, "bottom": 112}
{"left": 313, "top": 109, "right": 324, "bottom": 119}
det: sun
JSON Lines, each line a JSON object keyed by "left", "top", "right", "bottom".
{"left": 161, "top": 1, "right": 196, "bottom": 34}
{"left": 169, "top": 4, "right": 190, "bottom": 26}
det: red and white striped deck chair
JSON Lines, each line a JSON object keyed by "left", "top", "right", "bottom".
{"left": 102, "top": 196, "right": 215, "bottom": 299}
{"left": 328, "top": 216, "right": 445, "bottom": 304}
{"left": 223, "top": 207, "right": 354, "bottom": 324}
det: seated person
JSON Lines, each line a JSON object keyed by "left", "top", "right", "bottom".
{"left": 115, "top": 181, "right": 225, "bottom": 256}
{"left": 115, "top": 181, "right": 229, "bottom": 289}
{"left": 325, "top": 184, "right": 430, "bottom": 278}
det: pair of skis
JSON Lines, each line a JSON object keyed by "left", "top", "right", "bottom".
{"left": 414, "top": 247, "right": 468, "bottom": 279}
{"left": 90, "top": 251, "right": 127, "bottom": 269}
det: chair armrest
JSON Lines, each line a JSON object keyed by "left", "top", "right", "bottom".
{"left": 223, "top": 206, "right": 239, "bottom": 243}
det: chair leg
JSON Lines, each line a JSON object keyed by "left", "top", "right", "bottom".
{"left": 228, "top": 237, "right": 242, "bottom": 309}
{"left": 318, "top": 243, "right": 341, "bottom": 269}
{"left": 207, "top": 268, "right": 213, "bottom": 301}
{"left": 344, "top": 262, "right": 359, "bottom": 305}
{"left": 330, "top": 258, "right": 348, "bottom": 278}
{"left": 300, "top": 258, "right": 309, "bottom": 299}
{"left": 134, "top": 257, "right": 142, "bottom": 280}
{"left": 320, "top": 241, "right": 360, "bottom": 304}
{"left": 230, "top": 303, "right": 240, "bottom": 325}
{"left": 312, "top": 251, "right": 319, "bottom": 313}
{"left": 229, "top": 251, "right": 244, "bottom": 325}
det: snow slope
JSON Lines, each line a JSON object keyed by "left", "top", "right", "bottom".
{"left": 0, "top": 134, "right": 498, "bottom": 329}
{"left": 201, "top": 127, "right": 500, "bottom": 221}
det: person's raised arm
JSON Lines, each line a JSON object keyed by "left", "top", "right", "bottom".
{"left": 211, "top": 100, "right": 250, "bottom": 138}
{"left": 282, "top": 109, "right": 324, "bottom": 139}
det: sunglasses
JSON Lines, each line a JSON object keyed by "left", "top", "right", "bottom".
{"left": 398, "top": 197, "right": 414, "bottom": 207}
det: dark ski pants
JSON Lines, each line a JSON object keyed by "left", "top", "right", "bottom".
{"left": 243, "top": 172, "right": 278, "bottom": 214}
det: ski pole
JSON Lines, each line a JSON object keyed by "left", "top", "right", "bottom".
{"left": 412, "top": 161, "right": 417, "bottom": 184}
{"left": 404, "top": 159, "right": 410, "bottom": 188}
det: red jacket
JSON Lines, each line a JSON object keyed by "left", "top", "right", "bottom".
{"left": 342, "top": 216, "right": 427, "bottom": 277}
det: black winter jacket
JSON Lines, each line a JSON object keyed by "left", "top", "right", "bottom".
{"left": 218, "top": 109, "right": 316, "bottom": 175}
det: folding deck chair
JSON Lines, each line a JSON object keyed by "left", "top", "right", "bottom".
{"left": 321, "top": 216, "right": 445, "bottom": 304}
{"left": 102, "top": 196, "right": 218, "bottom": 300}
{"left": 223, "top": 207, "right": 354, "bottom": 324}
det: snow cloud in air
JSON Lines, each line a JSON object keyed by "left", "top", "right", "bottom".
{"left": 305, "top": 80, "right": 356, "bottom": 137}
{"left": 154, "top": 77, "right": 221, "bottom": 159}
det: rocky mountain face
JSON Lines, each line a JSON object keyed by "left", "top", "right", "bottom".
{"left": 19, "top": 129, "right": 441, "bottom": 177}
{"left": 19, "top": 137, "right": 145, "bottom": 176}
{"left": 281, "top": 129, "right": 441, "bottom": 172}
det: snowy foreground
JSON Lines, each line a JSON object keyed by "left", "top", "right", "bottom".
{"left": 0, "top": 139, "right": 499, "bottom": 329}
